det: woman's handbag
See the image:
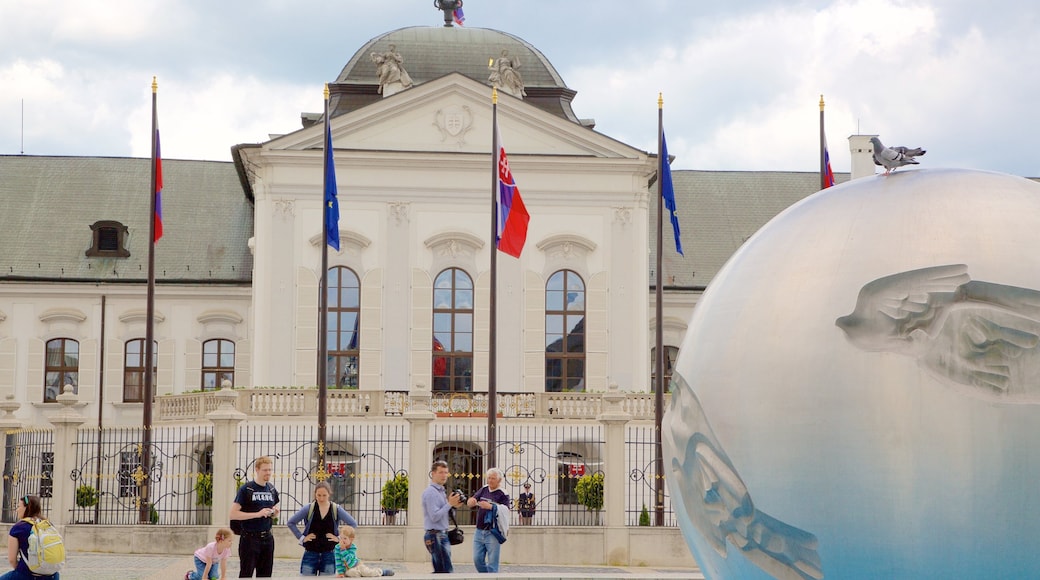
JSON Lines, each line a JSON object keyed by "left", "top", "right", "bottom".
{"left": 448, "top": 510, "right": 464, "bottom": 545}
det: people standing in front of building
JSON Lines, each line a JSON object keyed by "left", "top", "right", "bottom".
{"left": 518, "top": 482, "right": 535, "bottom": 525}
{"left": 230, "top": 456, "right": 280, "bottom": 578}
{"left": 422, "top": 460, "right": 464, "bottom": 574}
{"left": 467, "top": 468, "right": 510, "bottom": 573}
{"left": 287, "top": 481, "right": 359, "bottom": 575}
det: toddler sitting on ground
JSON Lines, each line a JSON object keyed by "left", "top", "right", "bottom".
{"left": 334, "top": 527, "right": 394, "bottom": 577}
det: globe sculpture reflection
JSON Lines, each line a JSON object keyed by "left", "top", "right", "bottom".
{"left": 664, "top": 169, "right": 1040, "bottom": 579}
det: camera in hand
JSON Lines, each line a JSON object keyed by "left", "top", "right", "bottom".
{"left": 452, "top": 489, "right": 468, "bottom": 503}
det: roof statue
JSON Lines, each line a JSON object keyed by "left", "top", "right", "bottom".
{"left": 434, "top": 0, "right": 463, "bottom": 27}
{"left": 489, "top": 49, "right": 526, "bottom": 99}
{"left": 370, "top": 44, "right": 414, "bottom": 97}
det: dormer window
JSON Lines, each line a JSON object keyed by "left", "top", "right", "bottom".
{"left": 86, "top": 220, "right": 130, "bottom": 257}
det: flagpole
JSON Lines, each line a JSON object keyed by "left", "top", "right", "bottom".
{"left": 317, "top": 84, "right": 331, "bottom": 471}
{"left": 653, "top": 93, "right": 666, "bottom": 527}
{"left": 487, "top": 88, "right": 499, "bottom": 469}
{"left": 819, "top": 95, "right": 826, "bottom": 190}
{"left": 141, "top": 76, "right": 158, "bottom": 524}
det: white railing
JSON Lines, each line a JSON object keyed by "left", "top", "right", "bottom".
{"left": 156, "top": 388, "right": 666, "bottom": 422}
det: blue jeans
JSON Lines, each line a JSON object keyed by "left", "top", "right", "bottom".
{"left": 300, "top": 550, "right": 336, "bottom": 575}
{"left": 188, "top": 555, "right": 221, "bottom": 579}
{"left": 423, "top": 530, "right": 453, "bottom": 573}
{"left": 472, "top": 528, "right": 501, "bottom": 573}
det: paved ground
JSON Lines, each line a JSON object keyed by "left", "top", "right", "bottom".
{"left": 61, "top": 551, "right": 704, "bottom": 579}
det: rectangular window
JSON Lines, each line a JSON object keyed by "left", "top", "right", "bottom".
{"left": 119, "top": 451, "right": 141, "bottom": 498}
{"left": 40, "top": 452, "right": 54, "bottom": 499}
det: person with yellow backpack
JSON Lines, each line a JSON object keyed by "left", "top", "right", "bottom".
{"left": 2, "top": 494, "right": 65, "bottom": 580}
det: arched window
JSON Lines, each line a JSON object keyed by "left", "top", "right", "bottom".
{"left": 124, "top": 338, "right": 157, "bottom": 402}
{"left": 432, "top": 268, "right": 473, "bottom": 392}
{"left": 44, "top": 338, "right": 79, "bottom": 402}
{"left": 202, "top": 339, "right": 235, "bottom": 390}
{"left": 327, "top": 266, "right": 361, "bottom": 389}
{"left": 650, "top": 345, "right": 679, "bottom": 393}
{"left": 545, "top": 270, "right": 585, "bottom": 392}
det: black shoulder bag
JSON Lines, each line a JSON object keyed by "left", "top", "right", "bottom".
{"left": 448, "top": 508, "right": 464, "bottom": 545}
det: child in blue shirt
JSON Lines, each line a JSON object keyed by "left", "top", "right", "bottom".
{"left": 333, "top": 527, "right": 393, "bottom": 577}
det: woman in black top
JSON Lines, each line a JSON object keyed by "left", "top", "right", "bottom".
{"left": 287, "top": 482, "right": 359, "bottom": 575}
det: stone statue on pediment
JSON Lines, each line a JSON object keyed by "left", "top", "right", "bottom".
{"left": 489, "top": 50, "right": 526, "bottom": 98}
{"left": 371, "top": 44, "right": 414, "bottom": 97}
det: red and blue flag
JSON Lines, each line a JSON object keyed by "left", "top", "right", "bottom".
{"left": 495, "top": 127, "right": 529, "bottom": 258}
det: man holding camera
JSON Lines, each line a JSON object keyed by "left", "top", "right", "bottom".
{"left": 467, "top": 467, "right": 510, "bottom": 573}
{"left": 422, "top": 460, "right": 465, "bottom": 573}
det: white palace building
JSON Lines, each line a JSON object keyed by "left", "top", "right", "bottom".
{"left": 0, "top": 22, "right": 871, "bottom": 566}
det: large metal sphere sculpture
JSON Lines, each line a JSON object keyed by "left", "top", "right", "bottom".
{"left": 664, "top": 169, "right": 1040, "bottom": 579}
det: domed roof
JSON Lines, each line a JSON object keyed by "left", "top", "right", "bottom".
{"left": 337, "top": 26, "right": 567, "bottom": 88}
{"left": 328, "top": 26, "right": 581, "bottom": 123}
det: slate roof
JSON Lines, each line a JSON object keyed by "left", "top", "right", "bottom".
{"left": 650, "top": 170, "right": 852, "bottom": 288}
{"left": 0, "top": 155, "right": 253, "bottom": 284}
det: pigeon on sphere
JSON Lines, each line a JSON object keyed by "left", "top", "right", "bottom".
{"left": 870, "top": 137, "right": 925, "bottom": 175}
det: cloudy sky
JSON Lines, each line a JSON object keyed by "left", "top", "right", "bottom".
{"left": 1, "top": 0, "right": 1037, "bottom": 176}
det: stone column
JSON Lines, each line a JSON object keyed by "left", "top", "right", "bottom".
{"left": 46, "top": 386, "right": 88, "bottom": 527}
{"left": 598, "top": 383, "right": 632, "bottom": 564}
{"left": 403, "top": 383, "right": 435, "bottom": 562}
{"left": 206, "top": 386, "right": 247, "bottom": 530}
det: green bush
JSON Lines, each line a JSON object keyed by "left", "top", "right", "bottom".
{"left": 195, "top": 473, "right": 213, "bottom": 507}
{"left": 381, "top": 473, "right": 409, "bottom": 513}
{"left": 575, "top": 472, "right": 604, "bottom": 512}
{"left": 639, "top": 503, "right": 650, "bottom": 526}
{"left": 76, "top": 484, "right": 99, "bottom": 508}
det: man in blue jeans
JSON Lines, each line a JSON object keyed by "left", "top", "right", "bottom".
{"left": 422, "top": 460, "right": 465, "bottom": 573}
{"left": 467, "top": 467, "right": 510, "bottom": 573}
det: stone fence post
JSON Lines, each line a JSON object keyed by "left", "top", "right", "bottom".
{"left": 207, "top": 386, "right": 246, "bottom": 529}
{"left": 47, "top": 386, "right": 88, "bottom": 527}
{"left": 403, "top": 383, "right": 434, "bottom": 562}
{"left": 598, "top": 383, "right": 632, "bottom": 564}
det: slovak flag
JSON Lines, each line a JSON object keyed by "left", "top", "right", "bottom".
{"left": 453, "top": 2, "right": 465, "bottom": 26}
{"left": 823, "top": 134, "right": 836, "bottom": 188}
{"left": 153, "top": 129, "right": 164, "bottom": 241}
{"left": 495, "top": 127, "right": 529, "bottom": 258}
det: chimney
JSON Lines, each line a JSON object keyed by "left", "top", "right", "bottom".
{"left": 849, "top": 134, "right": 878, "bottom": 180}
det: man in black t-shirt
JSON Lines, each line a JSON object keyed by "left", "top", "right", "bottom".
{"left": 230, "top": 456, "right": 280, "bottom": 577}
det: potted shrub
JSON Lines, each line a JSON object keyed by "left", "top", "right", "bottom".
{"left": 575, "top": 472, "right": 604, "bottom": 524}
{"left": 195, "top": 473, "right": 213, "bottom": 525}
{"left": 380, "top": 473, "right": 408, "bottom": 524}
{"left": 639, "top": 503, "right": 651, "bottom": 526}
{"left": 76, "top": 484, "right": 99, "bottom": 508}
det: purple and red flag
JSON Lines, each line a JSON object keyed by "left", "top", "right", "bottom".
{"left": 495, "top": 127, "right": 529, "bottom": 258}
{"left": 453, "top": 2, "right": 465, "bottom": 26}
{"left": 153, "top": 129, "right": 164, "bottom": 241}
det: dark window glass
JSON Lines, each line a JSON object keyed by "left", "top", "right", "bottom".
{"left": 325, "top": 267, "right": 360, "bottom": 388}
{"left": 545, "top": 270, "right": 585, "bottom": 392}
{"left": 124, "top": 339, "right": 157, "bottom": 403}
{"left": 432, "top": 268, "right": 474, "bottom": 392}
{"left": 650, "top": 346, "right": 680, "bottom": 393}
{"left": 202, "top": 339, "right": 235, "bottom": 390}
{"left": 44, "top": 338, "right": 79, "bottom": 402}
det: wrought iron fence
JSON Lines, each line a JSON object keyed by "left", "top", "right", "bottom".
{"left": 429, "top": 422, "right": 606, "bottom": 526}
{"left": 233, "top": 422, "right": 409, "bottom": 527}
{"left": 70, "top": 425, "right": 214, "bottom": 525}
{"left": 2, "top": 428, "right": 55, "bottom": 522}
{"left": 625, "top": 425, "right": 676, "bottom": 526}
